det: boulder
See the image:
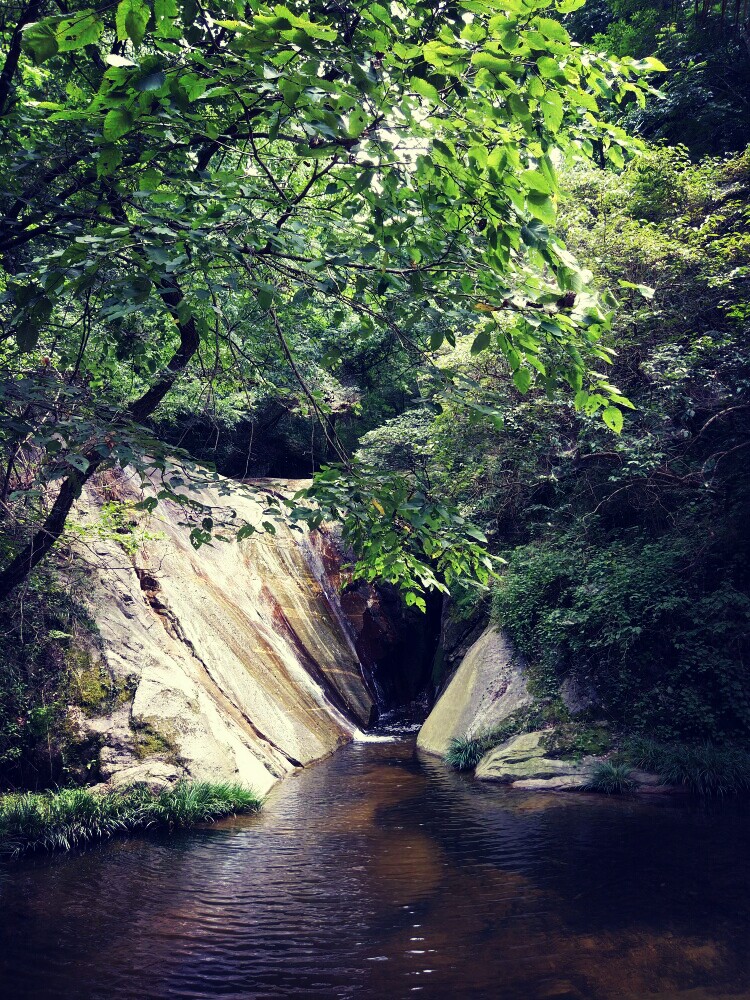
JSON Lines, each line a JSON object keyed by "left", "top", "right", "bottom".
{"left": 474, "top": 730, "right": 598, "bottom": 785}
{"left": 417, "top": 627, "right": 532, "bottom": 757}
{"left": 105, "top": 760, "right": 181, "bottom": 792}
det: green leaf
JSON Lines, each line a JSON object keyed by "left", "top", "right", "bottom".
{"left": 67, "top": 455, "right": 90, "bottom": 473}
{"left": 15, "top": 320, "right": 40, "bottom": 351}
{"left": 536, "top": 56, "right": 564, "bottom": 80}
{"left": 410, "top": 76, "right": 440, "bottom": 103}
{"left": 103, "top": 108, "right": 133, "bottom": 141}
{"left": 618, "top": 280, "right": 655, "bottom": 300}
{"left": 602, "top": 406, "right": 624, "bottom": 434}
{"left": 512, "top": 368, "right": 531, "bottom": 393}
{"left": 97, "top": 146, "right": 123, "bottom": 177}
{"left": 155, "top": 0, "right": 179, "bottom": 37}
{"left": 539, "top": 91, "right": 563, "bottom": 132}
{"left": 471, "top": 329, "right": 492, "bottom": 354}
{"left": 521, "top": 169, "right": 552, "bottom": 194}
{"left": 135, "top": 497, "right": 159, "bottom": 513}
{"left": 117, "top": 0, "right": 149, "bottom": 46}
{"left": 638, "top": 56, "right": 668, "bottom": 72}
{"left": 527, "top": 191, "right": 556, "bottom": 225}
{"left": 22, "top": 22, "right": 59, "bottom": 65}
{"left": 57, "top": 11, "right": 103, "bottom": 52}
{"left": 534, "top": 17, "right": 570, "bottom": 43}
{"left": 471, "top": 51, "right": 513, "bottom": 76}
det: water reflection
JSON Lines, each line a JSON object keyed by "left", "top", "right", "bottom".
{"left": 1, "top": 739, "right": 749, "bottom": 999}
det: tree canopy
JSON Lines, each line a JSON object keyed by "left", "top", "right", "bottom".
{"left": 0, "top": 0, "right": 662, "bottom": 602}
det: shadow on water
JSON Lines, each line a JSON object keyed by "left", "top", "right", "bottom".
{"left": 1, "top": 738, "right": 749, "bottom": 1000}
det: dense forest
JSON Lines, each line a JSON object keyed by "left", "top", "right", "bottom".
{"left": 1, "top": 0, "right": 749, "bottom": 786}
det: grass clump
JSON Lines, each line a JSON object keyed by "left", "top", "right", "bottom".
{"left": 585, "top": 762, "right": 636, "bottom": 795}
{"left": 624, "top": 737, "right": 750, "bottom": 797}
{"left": 444, "top": 702, "right": 568, "bottom": 770}
{"left": 445, "top": 736, "right": 491, "bottom": 771}
{"left": 0, "top": 781, "right": 261, "bottom": 855}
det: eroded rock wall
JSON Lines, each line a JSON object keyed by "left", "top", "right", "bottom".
{"left": 77, "top": 475, "right": 382, "bottom": 795}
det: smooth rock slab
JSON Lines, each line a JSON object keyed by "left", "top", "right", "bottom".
{"left": 511, "top": 774, "right": 592, "bottom": 791}
{"left": 474, "top": 731, "right": 597, "bottom": 785}
{"left": 73, "top": 473, "right": 383, "bottom": 795}
{"left": 417, "top": 627, "right": 532, "bottom": 756}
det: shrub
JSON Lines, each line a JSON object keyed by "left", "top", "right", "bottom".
{"left": 149, "top": 782, "right": 261, "bottom": 829}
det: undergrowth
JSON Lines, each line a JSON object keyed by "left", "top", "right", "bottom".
{"left": 623, "top": 737, "right": 750, "bottom": 797}
{"left": 0, "top": 781, "right": 261, "bottom": 855}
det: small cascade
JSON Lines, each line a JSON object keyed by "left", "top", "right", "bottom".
{"left": 76, "top": 474, "right": 429, "bottom": 794}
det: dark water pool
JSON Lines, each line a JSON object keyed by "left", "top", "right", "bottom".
{"left": 1, "top": 738, "right": 750, "bottom": 1000}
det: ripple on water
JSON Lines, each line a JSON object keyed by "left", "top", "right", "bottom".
{"left": 1, "top": 738, "right": 750, "bottom": 999}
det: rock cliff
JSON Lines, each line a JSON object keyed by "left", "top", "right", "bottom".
{"left": 75, "top": 474, "right": 387, "bottom": 796}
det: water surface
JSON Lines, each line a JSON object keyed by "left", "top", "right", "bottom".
{"left": 1, "top": 738, "right": 749, "bottom": 999}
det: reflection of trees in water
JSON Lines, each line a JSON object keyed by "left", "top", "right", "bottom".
{"left": 1, "top": 740, "right": 749, "bottom": 999}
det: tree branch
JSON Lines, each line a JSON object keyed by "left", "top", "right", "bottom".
{"left": 0, "top": 274, "right": 200, "bottom": 602}
{"left": 0, "top": 1, "right": 43, "bottom": 118}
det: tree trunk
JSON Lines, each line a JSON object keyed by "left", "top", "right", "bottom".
{"left": 0, "top": 278, "right": 200, "bottom": 603}
{"left": 0, "top": 1, "right": 43, "bottom": 118}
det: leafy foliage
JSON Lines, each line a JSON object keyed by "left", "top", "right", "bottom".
{"left": 387, "top": 144, "right": 750, "bottom": 738}
{"left": 0, "top": 0, "right": 661, "bottom": 600}
{"left": 295, "top": 465, "right": 498, "bottom": 608}
{"left": 0, "top": 559, "right": 104, "bottom": 788}
{"left": 567, "top": 0, "right": 750, "bottom": 156}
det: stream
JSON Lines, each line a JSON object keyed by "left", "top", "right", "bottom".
{"left": 1, "top": 737, "right": 749, "bottom": 999}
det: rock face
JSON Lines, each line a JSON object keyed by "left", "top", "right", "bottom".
{"left": 559, "top": 675, "right": 600, "bottom": 716}
{"left": 309, "top": 529, "right": 441, "bottom": 711}
{"left": 76, "top": 474, "right": 388, "bottom": 795}
{"left": 474, "top": 731, "right": 598, "bottom": 790}
{"left": 416, "top": 627, "right": 533, "bottom": 757}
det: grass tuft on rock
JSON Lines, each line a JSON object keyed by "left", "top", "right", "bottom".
{"left": 0, "top": 781, "right": 261, "bottom": 855}
{"left": 444, "top": 736, "right": 490, "bottom": 771}
{"left": 443, "top": 703, "right": 608, "bottom": 772}
{"left": 585, "top": 761, "right": 636, "bottom": 795}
